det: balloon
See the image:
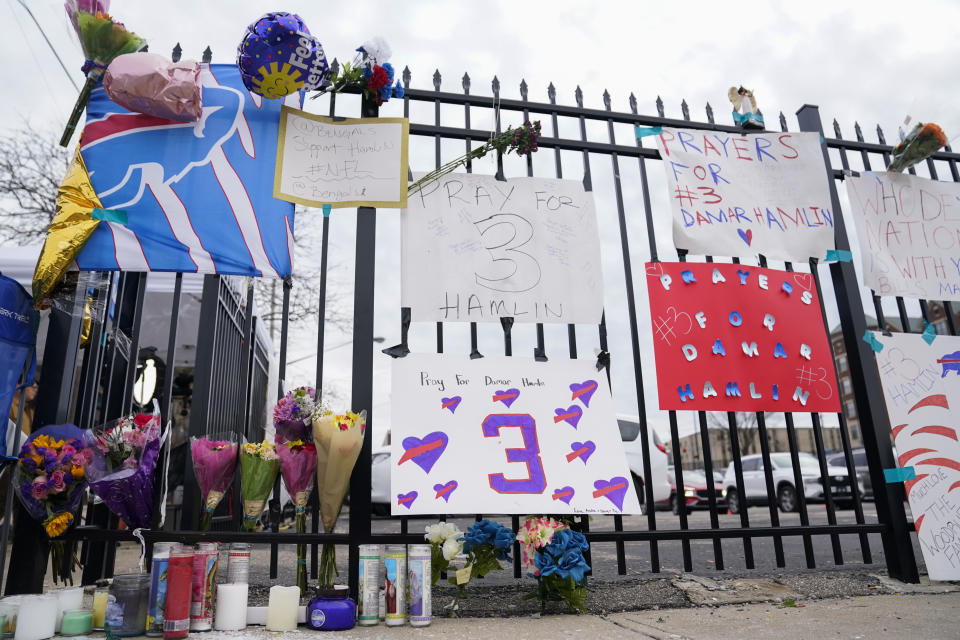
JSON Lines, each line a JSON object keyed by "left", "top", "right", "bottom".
{"left": 104, "top": 52, "right": 202, "bottom": 122}
{"left": 237, "top": 12, "right": 328, "bottom": 99}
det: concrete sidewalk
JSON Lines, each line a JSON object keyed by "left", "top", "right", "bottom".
{"left": 186, "top": 592, "right": 959, "bottom": 639}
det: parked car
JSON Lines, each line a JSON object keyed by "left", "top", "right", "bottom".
{"left": 371, "top": 445, "right": 391, "bottom": 515}
{"left": 722, "top": 452, "right": 860, "bottom": 513}
{"left": 618, "top": 415, "right": 671, "bottom": 510}
{"left": 661, "top": 466, "right": 726, "bottom": 514}
{"left": 827, "top": 448, "right": 873, "bottom": 500}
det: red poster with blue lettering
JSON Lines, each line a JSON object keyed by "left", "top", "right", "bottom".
{"left": 645, "top": 262, "right": 840, "bottom": 412}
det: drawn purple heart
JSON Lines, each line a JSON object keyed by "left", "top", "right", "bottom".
{"left": 593, "top": 476, "right": 629, "bottom": 511}
{"left": 397, "top": 491, "right": 418, "bottom": 509}
{"left": 399, "top": 431, "right": 449, "bottom": 474}
{"left": 569, "top": 380, "right": 598, "bottom": 408}
{"left": 433, "top": 481, "right": 458, "bottom": 502}
{"left": 568, "top": 440, "right": 597, "bottom": 464}
{"left": 493, "top": 388, "right": 520, "bottom": 408}
{"left": 441, "top": 396, "right": 462, "bottom": 414}
{"left": 552, "top": 486, "right": 575, "bottom": 505}
{"left": 553, "top": 405, "right": 583, "bottom": 429}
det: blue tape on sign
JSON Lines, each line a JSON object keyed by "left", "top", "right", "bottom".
{"left": 819, "top": 135, "right": 824, "bottom": 144}
{"left": 884, "top": 467, "right": 916, "bottom": 483}
{"left": 863, "top": 330, "right": 884, "bottom": 353}
{"left": 922, "top": 321, "right": 937, "bottom": 345}
{"left": 322, "top": 204, "right": 332, "bottom": 217}
{"left": 91, "top": 208, "right": 128, "bottom": 225}
{"left": 635, "top": 125, "right": 663, "bottom": 139}
{"left": 824, "top": 249, "right": 852, "bottom": 263}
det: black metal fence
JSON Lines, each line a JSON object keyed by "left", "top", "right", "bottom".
{"left": 9, "top": 44, "right": 960, "bottom": 595}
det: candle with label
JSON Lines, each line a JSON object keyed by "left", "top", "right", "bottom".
{"left": 265, "top": 586, "right": 299, "bottom": 631}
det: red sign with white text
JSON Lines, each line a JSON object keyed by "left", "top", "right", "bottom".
{"left": 645, "top": 262, "right": 840, "bottom": 412}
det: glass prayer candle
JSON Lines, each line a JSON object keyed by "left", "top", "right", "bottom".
{"left": 91, "top": 588, "right": 109, "bottom": 631}
{"left": 13, "top": 594, "right": 56, "bottom": 640}
{"left": 54, "top": 587, "right": 83, "bottom": 633}
{"left": 163, "top": 547, "right": 193, "bottom": 640}
{"left": 107, "top": 573, "right": 150, "bottom": 637}
{"left": 58, "top": 610, "right": 92, "bottom": 637}
{"left": 0, "top": 596, "right": 22, "bottom": 638}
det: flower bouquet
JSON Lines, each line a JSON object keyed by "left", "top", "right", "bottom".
{"left": 311, "top": 37, "right": 404, "bottom": 106}
{"left": 407, "top": 120, "right": 541, "bottom": 196}
{"left": 444, "top": 519, "right": 514, "bottom": 613}
{"left": 273, "top": 386, "right": 316, "bottom": 443}
{"left": 519, "top": 518, "right": 590, "bottom": 612}
{"left": 190, "top": 436, "right": 238, "bottom": 531}
{"left": 239, "top": 439, "right": 280, "bottom": 531}
{"left": 82, "top": 405, "right": 163, "bottom": 529}
{"left": 887, "top": 122, "right": 947, "bottom": 172}
{"left": 424, "top": 521, "right": 464, "bottom": 587}
{"left": 60, "top": 0, "right": 146, "bottom": 147}
{"left": 312, "top": 409, "right": 366, "bottom": 586}
{"left": 276, "top": 438, "right": 316, "bottom": 591}
{"left": 16, "top": 424, "right": 90, "bottom": 583}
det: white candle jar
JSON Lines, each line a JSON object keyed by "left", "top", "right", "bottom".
{"left": 214, "top": 584, "right": 248, "bottom": 631}
{"left": 13, "top": 594, "right": 56, "bottom": 640}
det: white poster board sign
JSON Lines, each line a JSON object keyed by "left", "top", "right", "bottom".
{"left": 845, "top": 172, "right": 960, "bottom": 301}
{"left": 401, "top": 173, "right": 603, "bottom": 324}
{"left": 655, "top": 128, "right": 834, "bottom": 261}
{"left": 390, "top": 354, "right": 641, "bottom": 515}
{"left": 274, "top": 106, "right": 408, "bottom": 208}
{"left": 874, "top": 332, "right": 960, "bottom": 580}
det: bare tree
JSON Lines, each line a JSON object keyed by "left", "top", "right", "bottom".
{"left": 0, "top": 124, "right": 69, "bottom": 242}
{"left": 706, "top": 411, "right": 783, "bottom": 465}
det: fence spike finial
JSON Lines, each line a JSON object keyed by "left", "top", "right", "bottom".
{"left": 832, "top": 119, "right": 842, "bottom": 138}
{"left": 433, "top": 69, "right": 442, "bottom": 91}
{"left": 779, "top": 111, "right": 787, "bottom": 132}
{"left": 402, "top": 65, "right": 411, "bottom": 88}
{"left": 681, "top": 99, "right": 690, "bottom": 121}
{"left": 876, "top": 124, "right": 886, "bottom": 145}
{"left": 854, "top": 121, "right": 864, "bottom": 142}
{"left": 202, "top": 46, "right": 212, "bottom": 64}
{"left": 602, "top": 89, "right": 611, "bottom": 110}
{"left": 492, "top": 76, "right": 501, "bottom": 97}
{"left": 547, "top": 82, "right": 556, "bottom": 104}
{"left": 171, "top": 42, "right": 182, "bottom": 62}
{"left": 520, "top": 79, "right": 528, "bottom": 101}
{"left": 575, "top": 86, "right": 583, "bottom": 108}
{"left": 656, "top": 96, "right": 664, "bottom": 117}
{"left": 462, "top": 72, "right": 470, "bottom": 93}
{"left": 705, "top": 102, "right": 714, "bottom": 124}
{"left": 629, "top": 93, "right": 638, "bottom": 115}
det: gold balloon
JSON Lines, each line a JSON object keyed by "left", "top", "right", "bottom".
{"left": 32, "top": 147, "right": 103, "bottom": 308}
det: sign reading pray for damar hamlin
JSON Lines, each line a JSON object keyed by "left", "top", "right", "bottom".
{"left": 401, "top": 173, "right": 604, "bottom": 324}
{"left": 655, "top": 128, "right": 834, "bottom": 262}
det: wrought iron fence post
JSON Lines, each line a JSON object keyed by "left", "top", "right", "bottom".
{"left": 796, "top": 104, "right": 920, "bottom": 583}
{"left": 347, "top": 93, "right": 380, "bottom": 600}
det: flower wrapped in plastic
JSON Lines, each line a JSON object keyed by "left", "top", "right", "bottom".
{"left": 190, "top": 436, "right": 238, "bottom": 531}
{"left": 273, "top": 386, "right": 316, "bottom": 443}
{"left": 81, "top": 404, "right": 163, "bottom": 529}
{"left": 16, "top": 424, "right": 90, "bottom": 583}
{"left": 239, "top": 439, "right": 279, "bottom": 531}
{"left": 276, "top": 437, "right": 316, "bottom": 590}
{"left": 60, "top": 0, "right": 146, "bottom": 147}
{"left": 312, "top": 409, "right": 366, "bottom": 586}
{"left": 522, "top": 519, "right": 590, "bottom": 612}
{"left": 311, "top": 37, "right": 404, "bottom": 106}
{"left": 887, "top": 122, "right": 947, "bottom": 173}
{"left": 439, "top": 519, "right": 514, "bottom": 614}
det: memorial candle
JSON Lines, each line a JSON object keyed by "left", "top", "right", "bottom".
{"left": 91, "top": 588, "right": 108, "bottom": 630}
{"left": 213, "top": 584, "right": 248, "bottom": 631}
{"left": 13, "top": 594, "right": 56, "bottom": 640}
{"left": 54, "top": 587, "right": 83, "bottom": 633}
{"left": 265, "top": 586, "right": 299, "bottom": 631}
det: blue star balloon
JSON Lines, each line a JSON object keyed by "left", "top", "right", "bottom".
{"left": 237, "top": 12, "right": 328, "bottom": 99}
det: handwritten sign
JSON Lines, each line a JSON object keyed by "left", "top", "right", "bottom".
{"left": 274, "top": 106, "right": 408, "bottom": 208}
{"left": 845, "top": 172, "right": 960, "bottom": 301}
{"left": 874, "top": 333, "right": 960, "bottom": 580}
{"left": 645, "top": 262, "right": 840, "bottom": 412}
{"left": 401, "top": 173, "right": 603, "bottom": 324}
{"left": 390, "top": 353, "right": 641, "bottom": 515}
{"left": 655, "top": 128, "right": 834, "bottom": 261}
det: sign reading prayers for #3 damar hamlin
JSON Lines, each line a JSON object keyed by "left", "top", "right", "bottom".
{"left": 390, "top": 354, "right": 642, "bottom": 515}
{"left": 401, "top": 173, "right": 604, "bottom": 324}
{"left": 873, "top": 333, "right": 960, "bottom": 580}
{"left": 646, "top": 262, "right": 840, "bottom": 412}
{"left": 655, "top": 128, "right": 834, "bottom": 263}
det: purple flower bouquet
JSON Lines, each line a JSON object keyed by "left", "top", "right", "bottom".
{"left": 82, "top": 409, "right": 162, "bottom": 529}
{"left": 191, "top": 436, "right": 238, "bottom": 531}
{"left": 276, "top": 438, "right": 317, "bottom": 591}
{"left": 273, "top": 386, "right": 316, "bottom": 443}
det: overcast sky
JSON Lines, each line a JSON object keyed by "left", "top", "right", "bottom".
{"left": 4, "top": 0, "right": 959, "bottom": 445}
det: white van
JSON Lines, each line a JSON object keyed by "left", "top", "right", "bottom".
{"left": 618, "top": 415, "right": 671, "bottom": 510}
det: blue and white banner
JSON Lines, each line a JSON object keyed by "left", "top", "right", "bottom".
{"left": 76, "top": 64, "right": 297, "bottom": 277}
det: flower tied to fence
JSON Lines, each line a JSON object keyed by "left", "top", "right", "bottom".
{"left": 239, "top": 439, "right": 280, "bottom": 531}
{"left": 190, "top": 436, "right": 238, "bottom": 531}
{"left": 519, "top": 518, "right": 591, "bottom": 612}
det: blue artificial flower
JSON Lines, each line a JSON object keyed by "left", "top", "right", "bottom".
{"left": 380, "top": 85, "right": 392, "bottom": 102}
{"left": 392, "top": 80, "right": 404, "bottom": 99}
{"left": 543, "top": 528, "right": 589, "bottom": 558}
{"left": 363, "top": 65, "right": 372, "bottom": 80}
{"left": 534, "top": 549, "right": 557, "bottom": 577}
{"left": 382, "top": 62, "right": 395, "bottom": 83}
{"left": 462, "top": 519, "right": 515, "bottom": 557}
{"left": 555, "top": 549, "right": 590, "bottom": 583}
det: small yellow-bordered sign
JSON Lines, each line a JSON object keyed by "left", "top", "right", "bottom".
{"left": 274, "top": 106, "right": 409, "bottom": 209}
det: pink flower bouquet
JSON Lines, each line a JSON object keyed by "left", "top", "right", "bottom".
{"left": 190, "top": 436, "right": 238, "bottom": 531}
{"left": 276, "top": 438, "right": 317, "bottom": 590}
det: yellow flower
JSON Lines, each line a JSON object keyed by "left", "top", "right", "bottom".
{"left": 70, "top": 465, "right": 85, "bottom": 479}
{"left": 33, "top": 435, "right": 50, "bottom": 448}
{"left": 44, "top": 512, "right": 73, "bottom": 538}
